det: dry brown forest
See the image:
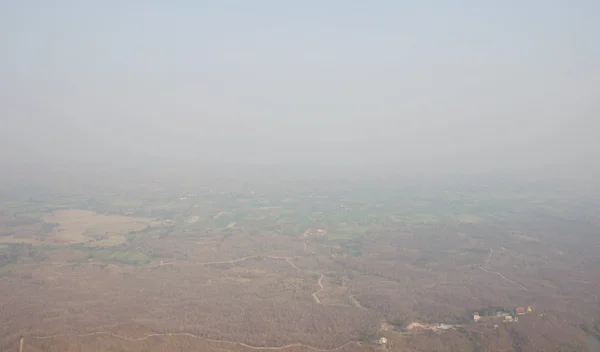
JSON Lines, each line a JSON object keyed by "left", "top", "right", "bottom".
{"left": 1, "top": 172, "right": 600, "bottom": 351}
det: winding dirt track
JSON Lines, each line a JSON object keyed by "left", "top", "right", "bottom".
{"left": 196, "top": 256, "right": 259, "bottom": 265}
{"left": 478, "top": 266, "right": 528, "bottom": 290}
{"left": 27, "top": 331, "right": 361, "bottom": 351}
{"left": 312, "top": 274, "right": 324, "bottom": 304}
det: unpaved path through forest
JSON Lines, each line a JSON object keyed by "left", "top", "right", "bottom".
{"left": 312, "top": 273, "right": 324, "bottom": 304}
{"left": 196, "top": 256, "right": 257, "bottom": 265}
{"left": 478, "top": 266, "right": 528, "bottom": 290}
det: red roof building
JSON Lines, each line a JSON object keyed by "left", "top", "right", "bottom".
{"left": 516, "top": 307, "right": 526, "bottom": 315}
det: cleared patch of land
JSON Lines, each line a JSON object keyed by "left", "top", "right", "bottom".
{"left": 42, "top": 209, "right": 154, "bottom": 246}
{"left": 226, "top": 222, "right": 236, "bottom": 228}
{"left": 454, "top": 214, "right": 481, "bottom": 224}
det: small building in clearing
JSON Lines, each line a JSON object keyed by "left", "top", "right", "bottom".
{"left": 310, "top": 224, "right": 328, "bottom": 235}
{"left": 473, "top": 312, "right": 480, "bottom": 322}
{"left": 516, "top": 307, "right": 526, "bottom": 315}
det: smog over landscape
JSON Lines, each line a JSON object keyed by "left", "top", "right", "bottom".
{"left": 1, "top": 1, "right": 600, "bottom": 351}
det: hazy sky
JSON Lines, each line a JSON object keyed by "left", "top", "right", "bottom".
{"left": 1, "top": 1, "right": 598, "bottom": 173}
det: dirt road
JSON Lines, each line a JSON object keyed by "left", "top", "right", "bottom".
{"left": 478, "top": 266, "right": 528, "bottom": 290}
{"left": 312, "top": 273, "right": 324, "bottom": 304}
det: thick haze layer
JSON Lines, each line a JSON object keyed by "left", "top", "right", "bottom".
{"left": 1, "top": 1, "right": 598, "bottom": 175}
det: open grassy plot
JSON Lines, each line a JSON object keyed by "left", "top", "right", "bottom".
{"left": 326, "top": 233, "right": 358, "bottom": 241}
{"left": 42, "top": 209, "right": 155, "bottom": 246}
